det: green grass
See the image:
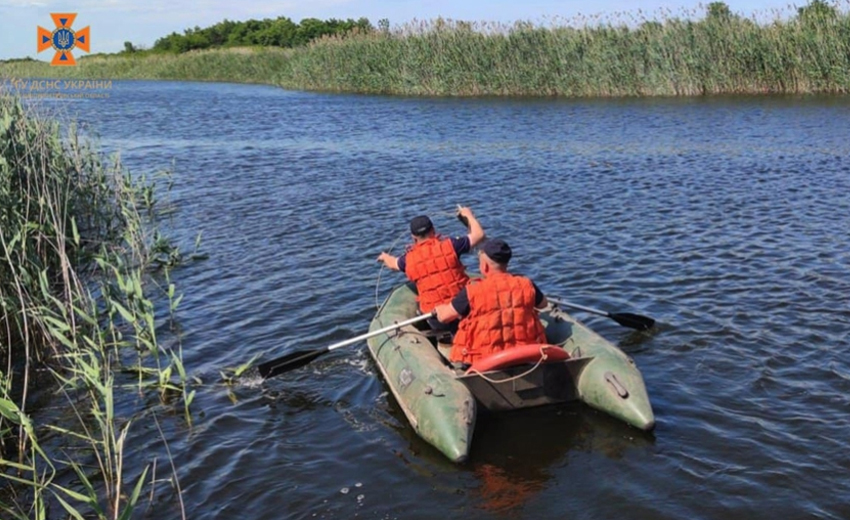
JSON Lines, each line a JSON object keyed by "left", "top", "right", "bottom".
{"left": 1, "top": 94, "right": 194, "bottom": 519}
{"left": 3, "top": 2, "right": 850, "bottom": 96}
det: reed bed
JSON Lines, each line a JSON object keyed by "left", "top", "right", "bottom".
{"left": 1, "top": 93, "right": 193, "bottom": 519}
{"left": 1, "top": 47, "right": 293, "bottom": 85}
{"left": 2, "top": 2, "right": 850, "bottom": 97}
{"left": 280, "top": 2, "right": 850, "bottom": 96}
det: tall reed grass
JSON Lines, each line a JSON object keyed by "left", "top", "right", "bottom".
{"left": 279, "top": 2, "right": 850, "bottom": 96}
{"left": 2, "top": 2, "right": 850, "bottom": 97}
{"left": 1, "top": 93, "right": 192, "bottom": 518}
{"left": 1, "top": 47, "right": 293, "bottom": 85}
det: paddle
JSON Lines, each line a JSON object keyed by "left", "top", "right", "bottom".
{"left": 257, "top": 311, "right": 436, "bottom": 378}
{"left": 548, "top": 298, "right": 655, "bottom": 331}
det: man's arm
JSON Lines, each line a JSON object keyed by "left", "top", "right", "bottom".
{"left": 457, "top": 206, "right": 485, "bottom": 248}
{"left": 435, "top": 301, "right": 461, "bottom": 323}
{"left": 377, "top": 252, "right": 400, "bottom": 271}
{"left": 436, "top": 288, "right": 469, "bottom": 323}
{"left": 536, "top": 294, "right": 550, "bottom": 310}
{"left": 532, "top": 281, "right": 549, "bottom": 310}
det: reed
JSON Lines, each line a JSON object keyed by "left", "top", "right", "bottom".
{"left": 2, "top": 1, "right": 849, "bottom": 97}
{"left": 278, "top": 1, "right": 850, "bottom": 96}
{"left": 1, "top": 93, "right": 193, "bottom": 518}
{"left": 1, "top": 47, "right": 293, "bottom": 85}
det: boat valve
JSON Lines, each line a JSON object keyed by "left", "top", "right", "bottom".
{"left": 605, "top": 372, "right": 629, "bottom": 398}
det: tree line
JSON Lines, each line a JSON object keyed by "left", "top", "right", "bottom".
{"left": 705, "top": 0, "right": 838, "bottom": 22}
{"left": 124, "top": 16, "right": 377, "bottom": 53}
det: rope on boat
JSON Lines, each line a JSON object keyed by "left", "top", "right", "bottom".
{"left": 375, "top": 229, "right": 409, "bottom": 311}
{"left": 463, "top": 345, "right": 552, "bottom": 383}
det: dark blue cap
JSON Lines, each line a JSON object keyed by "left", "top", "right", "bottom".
{"left": 480, "top": 238, "right": 512, "bottom": 264}
{"left": 410, "top": 215, "right": 433, "bottom": 236}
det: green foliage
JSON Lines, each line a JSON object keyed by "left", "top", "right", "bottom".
{"left": 268, "top": 0, "right": 850, "bottom": 96}
{"left": 706, "top": 2, "right": 734, "bottom": 21}
{"left": 150, "top": 16, "right": 372, "bottom": 53}
{"left": 798, "top": 0, "right": 839, "bottom": 21}
{"left": 1, "top": 94, "right": 195, "bottom": 518}
{"left": 256, "top": 17, "right": 297, "bottom": 47}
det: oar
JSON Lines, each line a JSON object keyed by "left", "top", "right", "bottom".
{"left": 257, "top": 311, "right": 436, "bottom": 378}
{"left": 549, "top": 298, "right": 655, "bottom": 331}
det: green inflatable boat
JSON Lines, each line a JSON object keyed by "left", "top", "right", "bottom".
{"left": 366, "top": 282, "right": 655, "bottom": 463}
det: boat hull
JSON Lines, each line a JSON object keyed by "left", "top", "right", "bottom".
{"left": 367, "top": 283, "right": 475, "bottom": 462}
{"left": 539, "top": 306, "right": 655, "bottom": 431}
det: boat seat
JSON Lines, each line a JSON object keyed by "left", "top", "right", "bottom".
{"left": 413, "top": 327, "right": 453, "bottom": 343}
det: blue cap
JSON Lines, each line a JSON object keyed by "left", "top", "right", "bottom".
{"left": 480, "top": 238, "right": 512, "bottom": 264}
{"left": 410, "top": 215, "right": 433, "bottom": 236}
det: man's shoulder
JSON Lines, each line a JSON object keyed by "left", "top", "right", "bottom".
{"left": 449, "top": 235, "right": 471, "bottom": 254}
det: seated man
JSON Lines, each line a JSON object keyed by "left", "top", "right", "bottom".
{"left": 377, "top": 207, "right": 485, "bottom": 332}
{"left": 435, "top": 238, "right": 548, "bottom": 366}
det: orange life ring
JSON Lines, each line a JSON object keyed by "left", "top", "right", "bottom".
{"left": 466, "top": 344, "right": 570, "bottom": 374}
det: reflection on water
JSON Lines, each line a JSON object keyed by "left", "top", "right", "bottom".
{"left": 475, "top": 464, "right": 544, "bottom": 514}
{"left": 470, "top": 406, "right": 654, "bottom": 513}
{"left": 33, "top": 81, "right": 850, "bottom": 520}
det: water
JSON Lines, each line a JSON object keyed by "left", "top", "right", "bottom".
{"left": 40, "top": 82, "right": 850, "bottom": 519}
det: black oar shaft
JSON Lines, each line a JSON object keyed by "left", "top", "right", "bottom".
{"left": 549, "top": 298, "right": 655, "bottom": 331}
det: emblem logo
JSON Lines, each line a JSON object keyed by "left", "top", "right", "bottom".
{"left": 37, "top": 13, "right": 90, "bottom": 66}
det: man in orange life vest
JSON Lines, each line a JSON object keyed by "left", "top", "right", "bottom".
{"left": 435, "top": 238, "right": 548, "bottom": 366}
{"left": 376, "top": 207, "right": 485, "bottom": 330}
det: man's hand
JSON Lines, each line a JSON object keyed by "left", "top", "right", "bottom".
{"left": 435, "top": 302, "right": 460, "bottom": 323}
{"left": 457, "top": 206, "right": 485, "bottom": 247}
{"left": 377, "top": 252, "right": 399, "bottom": 271}
{"left": 457, "top": 206, "right": 474, "bottom": 222}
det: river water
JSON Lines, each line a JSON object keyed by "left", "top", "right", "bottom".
{"left": 36, "top": 82, "right": 850, "bottom": 519}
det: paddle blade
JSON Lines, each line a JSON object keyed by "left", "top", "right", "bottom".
{"left": 609, "top": 312, "right": 655, "bottom": 331}
{"left": 257, "top": 348, "right": 328, "bottom": 378}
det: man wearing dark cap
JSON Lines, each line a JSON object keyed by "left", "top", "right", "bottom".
{"left": 435, "top": 238, "right": 548, "bottom": 366}
{"left": 377, "top": 207, "right": 485, "bottom": 329}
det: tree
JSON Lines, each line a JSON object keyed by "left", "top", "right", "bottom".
{"left": 153, "top": 32, "right": 185, "bottom": 52}
{"left": 295, "top": 18, "right": 328, "bottom": 45}
{"left": 256, "top": 17, "right": 297, "bottom": 47}
{"left": 151, "top": 15, "right": 374, "bottom": 53}
{"left": 123, "top": 41, "right": 136, "bottom": 53}
{"left": 226, "top": 24, "right": 251, "bottom": 46}
{"left": 797, "top": 0, "right": 838, "bottom": 22}
{"left": 706, "top": 2, "right": 733, "bottom": 21}
{"left": 355, "top": 17, "right": 373, "bottom": 33}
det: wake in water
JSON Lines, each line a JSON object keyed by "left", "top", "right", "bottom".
{"left": 233, "top": 367, "right": 265, "bottom": 388}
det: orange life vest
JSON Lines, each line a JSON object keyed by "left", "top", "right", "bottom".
{"left": 450, "top": 272, "right": 546, "bottom": 364}
{"left": 404, "top": 236, "right": 470, "bottom": 313}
